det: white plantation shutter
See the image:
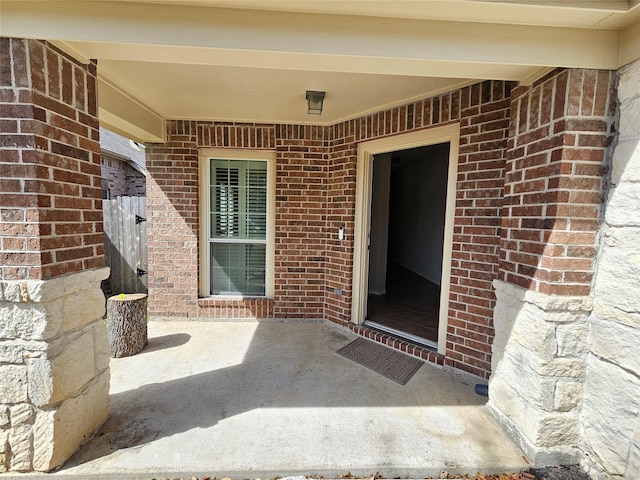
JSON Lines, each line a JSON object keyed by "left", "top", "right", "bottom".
{"left": 209, "top": 159, "right": 267, "bottom": 295}
{"left": 245, "top": 167, "right": 267, "bottom": 239}
{"left": 213, "top": 166, "right": 239, "bottom": 238}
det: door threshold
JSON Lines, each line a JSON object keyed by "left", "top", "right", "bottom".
{"left": 364, "top": 320, "right": 438, "bottom": 350}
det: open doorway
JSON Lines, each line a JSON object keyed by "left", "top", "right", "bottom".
{"left": 365, "top": 143, "right": 450, "bottom": 348}
{"left": 352, "top": 125, "right": 459, "bottom": 355}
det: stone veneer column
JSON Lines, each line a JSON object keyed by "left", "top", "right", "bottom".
{"left": 580, "top": 59, "right": 640, "bottom": 479}
{"left": 488, "top": 69, "right": 616, "bottom": 464}
{"left": 0, "top": 38, "right": 109, "bottom": 472}
{"left": 490, "top": 282, "right": 593, "bottom": 463}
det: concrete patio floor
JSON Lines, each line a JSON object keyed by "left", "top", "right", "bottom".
{"left": 16, "top": 321, "right": 528, "bottom": 479}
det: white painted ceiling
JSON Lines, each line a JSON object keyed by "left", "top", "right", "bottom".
{"left": 4, "top": 1, "right": 639, "bottom": 138}
{"left": 99, "top": 61, "right": 473, "bottom": 125}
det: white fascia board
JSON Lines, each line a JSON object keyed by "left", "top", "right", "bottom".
{"left": 1, "top": 1, "right": 622, "bottom": 72}
{"left": 476, "top": 0, "right": 630, "bottom": 12}
{"left": 98, "top": 77, "right": 165, "bottom": 143}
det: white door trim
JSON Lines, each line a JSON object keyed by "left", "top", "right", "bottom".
{"left": 351, "top": 124, "right": 460, "bottom": 356}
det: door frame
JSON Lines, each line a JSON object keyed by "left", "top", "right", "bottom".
{"left": 351, "top": 124, "right": 460, "bottom": 356}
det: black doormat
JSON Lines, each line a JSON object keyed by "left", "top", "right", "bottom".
{"left": 337, "top": 337, "right": 422, "bottom": 385}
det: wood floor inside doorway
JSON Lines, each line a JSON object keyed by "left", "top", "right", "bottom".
{"left": 366, "top": 263, "right": 440, "bottom": 343}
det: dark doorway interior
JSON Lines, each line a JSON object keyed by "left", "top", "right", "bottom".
{"left": 367, "top": 262, "right": 440, "bottom": 341}
{"left": 366, "top": 143, "right": 450, "bottom": 346}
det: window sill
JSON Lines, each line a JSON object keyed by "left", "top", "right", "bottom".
{"left": 198, "top": 295, "right": 271, "bottom": 303}
{"left": 197, "top": 296, "right": 275, "bottom": 319}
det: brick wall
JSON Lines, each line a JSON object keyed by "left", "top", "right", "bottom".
{"left": 147, "top": 121, "right": 331, "bottom": 319}
{"left": 501, "top": 69, "right": 616, "bottom": 296}
{"left": 274, "top": 125, "right": 328, "bottom": 318}
{"left": 101, "top": 154, "right": 146, "bottom": 198}
{"left": 448, "top": 83, "right": 512, "bottom": 376}
{"left": 0, "top": 39, "right": 103, "bottom": 280}
{"left": 147, "top": 81, "right": 513, "bottom": 377}
{"left": 324, "top": 122, "right": 357, "bottom": 326}
{"left": 146, "top": 120, "right": 200, "bottom": 317}
{"left": 125, "top": 170, "right": 146, "bottom": 196}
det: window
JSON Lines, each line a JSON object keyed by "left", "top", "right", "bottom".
{"left": 200, "top": 151, "right": 274, "bottom": 297}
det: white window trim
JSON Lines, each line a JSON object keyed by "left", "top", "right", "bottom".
{"left": 199, "top": 148, "right": 276, "bottom": 298}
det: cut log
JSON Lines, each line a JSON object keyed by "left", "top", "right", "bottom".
{"left": 107, "top": 293, "right": 148, "bottom": 358}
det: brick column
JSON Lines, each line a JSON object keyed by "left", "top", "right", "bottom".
{"left": 488, "top": 69, "right": 616, "bottom": 464}
{"left": 0, "top": 39, "right": 109, "bottom": 472}
{"left": 145, "top": 120, "right": 199, "bottom": 318}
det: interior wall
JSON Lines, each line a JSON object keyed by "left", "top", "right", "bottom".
{"left": 388, "top": 143, "right": 450, "bottom": 285}
{"left": 368, "top": 153, "right": 391, "bottom": 295}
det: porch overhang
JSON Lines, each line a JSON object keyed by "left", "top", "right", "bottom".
{"left": 1, "top": 0, "right": 639, "bottom": 141}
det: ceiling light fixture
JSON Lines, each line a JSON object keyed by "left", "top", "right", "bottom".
{"left": 306, "top": 90, "right": 326, "bottom": 115}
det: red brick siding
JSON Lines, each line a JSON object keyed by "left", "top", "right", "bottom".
{"left": 448, "top": 83, "right": 511, "bottom": 377}
{"left": 274, "top": 125, "right": 328, "bottom": 318}
{"left": 146, "top": 120, "right": 200, "bottom": 317}
{"left": 147, "top": 121, "right": 294, "bottom": 318}
{"left": 500, "top": 69, "right": 616, "bottom": 296}
{"left": 350, "top": 322, "right": 446, "bottom": 366}
{"left": 101, "top": 154, "right": 146, "bottom": 198}
{"left": 0, "top": 39, "right": 102, "bottom": 280}
{"left": 148, "top": 121, "right": 332, "bottom": 319}
{"left": 325, "top": 121, "right": 357, "bottom": 326}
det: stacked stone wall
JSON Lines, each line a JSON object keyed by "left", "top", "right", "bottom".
{"left": 0, "top": 269, "right": 109, "bottom": 471}
{"left": 489, "top": 281, "right": 592, "bottom": 464}
{"left": 580, "top": 58, "right": 640, "bottom": 480}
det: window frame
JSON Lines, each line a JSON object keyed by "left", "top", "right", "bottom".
{"left": 199, "top": 149, "right": 276, "bottom": 298}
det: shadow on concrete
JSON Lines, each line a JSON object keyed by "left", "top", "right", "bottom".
{"left": 59, "top": 321, "right": 525, "bottom": 477}
{"left": 139, "top": 333, "right": 191, "bottom": 354}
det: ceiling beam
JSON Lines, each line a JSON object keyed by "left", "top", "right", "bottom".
{"left": 98, "top": 77, "right": 165, "bottom": 143}
{"left": 1, "top": 1, "right": 623, "bottom": 75}
{"left": 55, "top": 41, "right": 541, "bottom": 81}
{"left": 621, "top": 19, "right": 640, "bottom": 66}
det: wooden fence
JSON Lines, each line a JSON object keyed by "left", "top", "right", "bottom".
{"left": 102, "top": 196, "right": 148, "bottom": 295}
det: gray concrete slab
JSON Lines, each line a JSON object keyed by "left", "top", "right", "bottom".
{"left": 8, "top": 321, "right": 528, "bottom": 479}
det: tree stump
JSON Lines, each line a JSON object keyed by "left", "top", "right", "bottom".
{"left": 107, "top": 293, "right": 148, "bottom": 358}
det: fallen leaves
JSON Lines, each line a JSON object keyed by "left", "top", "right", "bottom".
{"left": 150, "top": 472, "right": 536, "bottom": 480}
{"left": 438, "top": 471, "right": 532, "bottom": 480}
